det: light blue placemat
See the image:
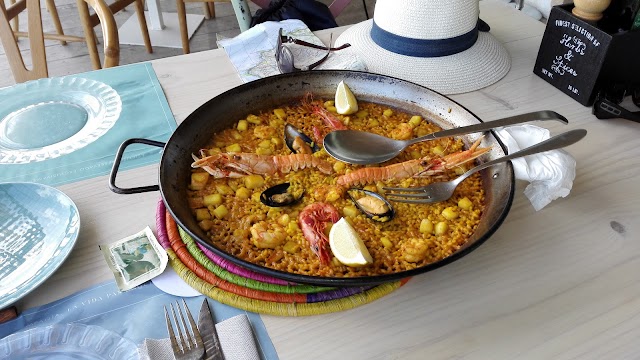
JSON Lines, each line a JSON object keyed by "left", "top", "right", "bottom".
{"left": 0, "top": 62, "right": 176, "bottom": 186}
{"left": 0, "top": 281, "right": 279, "bottom": 359}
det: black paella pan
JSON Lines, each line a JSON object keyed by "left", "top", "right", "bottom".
{"left": 109, "top": 70, "right": 514, "bottom": 287}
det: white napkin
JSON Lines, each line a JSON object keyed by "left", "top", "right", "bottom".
{"left": 495, "top": 125, "right": 577, "bottom": 211}
{"left": 217, "top": 19, "right": 367, "bottom": 83}
{"left": 139, "top": 314, "right": 260, "bottom": 360}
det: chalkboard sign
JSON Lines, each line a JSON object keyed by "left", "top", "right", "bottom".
{"left": 534, "top": 4, "right": 640, "bottom": 106}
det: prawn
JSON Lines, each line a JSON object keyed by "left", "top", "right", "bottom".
{"left": 401, "top": 238, "right": 429, "bottom": 263}
{"left": 298, "top": 203, "right": 340, "bottom": 265}
{"left": 250, "top": 221, "right": 287, "bottom": 249}
{"left": 192, "top": 152, "right": 333, "bottom": 178}
{"left": 336, "top": 137, "right": 491, "bottom": 187}
{"left": 302, "top": 92, "right": 347, "bottom": 145}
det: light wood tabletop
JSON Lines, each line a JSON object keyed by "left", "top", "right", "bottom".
{"left": 12, "top": 2, "right": 640, "bottom": 359}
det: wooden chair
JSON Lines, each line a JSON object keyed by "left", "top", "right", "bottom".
{"left": 0, "top": 0, "right": 120, "bottom": 83}
{"left": 7, "top": 0, "right": 68, "bottom": 45}
{"left": 176, "top": 0, "right": 369, "bottom": 55}
{"left": 77, "top": 0, "right": 152, "bottom": 69}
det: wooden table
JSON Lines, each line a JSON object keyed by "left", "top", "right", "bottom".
{"left": 13, "top": 2, "right": 640, "bottom": 358}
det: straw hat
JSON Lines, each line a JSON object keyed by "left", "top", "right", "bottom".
{"left": 335, "top": 0, "right": 511, "bottom": 94}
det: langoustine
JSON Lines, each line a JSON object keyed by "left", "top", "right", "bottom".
{"left": 191, "top": 152, "right": 333, "bottom": 178}
{"left": 336, "top": 137, "right": 491, "bottom": 187}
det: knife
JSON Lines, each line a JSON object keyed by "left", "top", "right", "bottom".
{"left": 198, "top": 299, "right": 225, "bottom": 360}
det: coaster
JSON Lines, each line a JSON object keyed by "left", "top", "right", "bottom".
{"left": 155, "top": 200, "right": 409, "bottom": 315}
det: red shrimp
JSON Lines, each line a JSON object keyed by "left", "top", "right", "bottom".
{"left": 298, "top": 203, "right": 340, "bottom": 265}
{"left": 302, "top": 92, "right": 347, "bottom": 145}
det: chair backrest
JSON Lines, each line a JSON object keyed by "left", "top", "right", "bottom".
{"left": 77, "top": 0, "right": 120, "bottom": 68}
{"left": 0, "top": 0, "right": 119, "bottom": 83}
{"left": 0, "top": 0, "right": 48, "bottom": 82}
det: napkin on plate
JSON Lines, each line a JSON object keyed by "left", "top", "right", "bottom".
{"left": 494, "top": 125, "right": 577, "bottom": 211}
{"left": 139, "top": 314, "right": 260, "bottom": 360}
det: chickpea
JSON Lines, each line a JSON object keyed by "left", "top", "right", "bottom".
{"left": 458, "top": 197, "right": 473, "bottom": 210}
{"left": 435, "top": 221, "right": 448, "bottom": 235}
{"left": 441, "top": 207, "right": 459, "bottom": 220}
{"left": 419, "top": 219, "right": 434, "bottom": 234}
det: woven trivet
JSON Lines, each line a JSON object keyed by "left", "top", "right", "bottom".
{"left": 155, "top": 199, "right": 409, "bottom": 315}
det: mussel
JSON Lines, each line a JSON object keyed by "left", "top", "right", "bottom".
{"left": 284, "top": 123, "right": 320, "bottom": 154}
{"left": 346, "top": 189, "right": 395, "bottom": 222}
{"left": 260, "top": 183, "right": 304, "bottom": 207}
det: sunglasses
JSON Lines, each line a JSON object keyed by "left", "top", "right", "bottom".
{"left": 276, "top": 28, "right": 341, "bottom": 73}
{"left": 599, "top": 82, "right": 640, "bottom": 107}
{"left": 593, "top": 96, "right": 640, "bottom": 123}
{"left": 280, "top": 33, "right": 351, "bottom": 51}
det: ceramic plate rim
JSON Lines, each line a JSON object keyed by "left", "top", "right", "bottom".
{"left": 0, "top": 182, "right": 81, "bottom": 309}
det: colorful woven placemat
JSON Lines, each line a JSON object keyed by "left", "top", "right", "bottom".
{"left": 179, "top": 227, "right": 337, "bottom": 295}
{"left": 155, "top": 199, "right": 410, "bottom": 316}
{"left": 160, "top": 205, "right": 375, "bottom": 303}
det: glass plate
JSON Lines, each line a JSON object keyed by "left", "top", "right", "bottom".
{"left": 0, "top": 323, "right": 138, "bottom": 359}
{"left": 0, "top": 182, "right": 80, "bottom": 309}
{"left": 0, "top": 77, "right": 122, "bottom": 164}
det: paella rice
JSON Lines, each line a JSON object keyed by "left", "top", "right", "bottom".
{"left": 187, "top": 96, "right": 486, "bottom": 278}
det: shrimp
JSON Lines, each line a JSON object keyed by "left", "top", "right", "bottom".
{"left": 302, "top": 92, "right": 347, "bottom": 145}
{"left": 401, "top": 238, "right": 429, "bottom": 263}
{"left": 336, "top": 137, "right": 491, "bottom": 187}
{"left": 298, "top": 203, "right": 340, "bottom": 265}
{"left": 390, "top": 123, "right": 414, "bottom": 140}
{"left": 312, "top": 184, "right": 345, "bottom": 202}
{"left": 250, "top": 221, "right": 288, "bottom": 249}
{"left": 192, "top": 152, "right": 333, "bottom": 178}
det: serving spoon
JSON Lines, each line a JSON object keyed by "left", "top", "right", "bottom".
{"left": 323, "top": 110, "right": 568, "bottom": 165}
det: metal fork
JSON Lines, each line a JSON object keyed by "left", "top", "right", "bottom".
{"left": 165, "top": 299, "right": 205, "bottom": 360}
{"left": 384, "top": 129, "right": 587, "bottom": 204}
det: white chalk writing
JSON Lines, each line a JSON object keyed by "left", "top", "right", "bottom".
{"left": 554, "top": 20, "right": 601, "bottom": 46}
{"left": 551, "top": 56, "right": 577, "bottom": 76}
{"left": 560, "top": 34, "right": 587, "bottom": 55}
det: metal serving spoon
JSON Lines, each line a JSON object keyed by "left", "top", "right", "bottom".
{"left": 323, "top": 110, "right": 568, "bottom": 165}
{"left": 384, "top": 129, "right": 587, "bottom": 204}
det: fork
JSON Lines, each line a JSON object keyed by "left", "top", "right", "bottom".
{"left": 384, "top": 129, "right": 587, "bottom": 204}
{"left": 165, "top": 299, "right": 205, "bottom": 360}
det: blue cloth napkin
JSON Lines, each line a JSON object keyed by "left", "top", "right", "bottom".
{"left": 0, "top": 62, "right": 176, "bottom": 186}
{"left": 0, "top": 281, "right": 279, "bottom": 359}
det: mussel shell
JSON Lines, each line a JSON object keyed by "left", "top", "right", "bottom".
{"left": 347, "top": 188, "right": 395, "bottom": 222}
{"left": 284, "top": 123, "right": 320, "bottom": 153}
{"left": 260, "top": 183, "right": 304, "bottom": 207}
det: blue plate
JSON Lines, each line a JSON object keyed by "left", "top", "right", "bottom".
{"left": 0, "top": 182, "right": 80, "bottom": 309}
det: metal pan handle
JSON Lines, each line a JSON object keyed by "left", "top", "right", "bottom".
{"left": 109, "top": 138, "right": 165, "bottom": 194}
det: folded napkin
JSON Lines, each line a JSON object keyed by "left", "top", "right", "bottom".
{"left": 217, "top": 19, "right": 367, "bottom": 83}
{"left": 495, "top": 125, "right": 577, "bottom": 211}
{"left": 139, "top": 314, "right": 260, "bottom": 360}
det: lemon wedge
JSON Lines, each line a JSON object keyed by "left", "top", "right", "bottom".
{"left": 329, "top": 217, "right": 373, "bottom": 267}
{"left": 335, "top": 80, "right": 358, "bottom": 115}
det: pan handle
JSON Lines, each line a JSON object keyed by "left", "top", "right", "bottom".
{"left": 109, "top": 138, "right": 165, "bottom": 194}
